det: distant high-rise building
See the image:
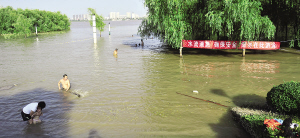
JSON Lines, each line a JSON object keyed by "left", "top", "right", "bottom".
{"left": 116, "top": 12, "right": 120, "bottom": 19}
{"left": 87, "top": 14, "right": 91, "bottom": 20}
{"left": 110, "top": 12, "right": 116, "bottom": 19}
{"left": 131, "top": 13, "right": 136, "bottom": 19}
{"left": 72, "top": 14, "right": 91, "bottom": 20}
{"left": 126, "top": 12, "right": 131, "bottom": 18}
{"left": 0, "top": 5, "right": 3, "bottom": 9}
{"left": 110, "top": 12, "right": 120, "bottom": 19}
{"left": 119, "top": 15, "right": 126, "bottom": 19}
{"left": 131, "top": 13, "right": 139, "bottom": 19}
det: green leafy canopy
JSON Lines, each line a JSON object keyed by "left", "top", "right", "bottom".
{"left": 139, "top": 0, "right": 300, "bottom": 49}
{"left": 0, "top": 6, "right": 70, "bottom": 39}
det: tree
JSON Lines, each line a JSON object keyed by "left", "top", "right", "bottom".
{"left": 139, "top": 0, "right": 192, "bottom": 49}
{"left": 88, "top": 8, "right": 106, "bottom": 37}
{"left": 12, "top": 14, "right": 33, "bottom": 38}
{"left": 261, "top": 0, "right": 300, "bottom": 47}
{"left": 206, "top": 0, "right": 275, "bottom": 41}
{"left": 139, "top": 0, "right": 277, "bottom": 49}
{"left": 0, "top": 6, "right": 70, "bottom": 39}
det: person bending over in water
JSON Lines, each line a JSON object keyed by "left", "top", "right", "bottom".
{"left": 58, "top": 74, "right": 70, "bottom": 91}
{"left": 113, "top": 48, "right": 118, "bottom": 55}
{"left": 21, "top": 101, "right": 46, "bottom": 124}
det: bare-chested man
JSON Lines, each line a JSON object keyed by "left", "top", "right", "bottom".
{"left": 58, "top": 74, "right": 70, "bottom": 91}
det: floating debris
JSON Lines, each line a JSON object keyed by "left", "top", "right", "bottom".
{"left": 193, "top": 90, "right": 198, "bottom": 94}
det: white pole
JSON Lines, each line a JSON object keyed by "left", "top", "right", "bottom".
{"left": 180, "top": 40, "right": 183, "bottom": 57}
{"left": 35, "top": 24, "right": 37, "bottom": 36}
{"left": 92, "top": 14, "right": 97, "bottom": 44}
{"left": 109, "top": 22, "right": 110, "bottom": 35}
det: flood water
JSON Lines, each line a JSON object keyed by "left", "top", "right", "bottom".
{"left": 1, "top": 20, "right": 300, "bottom": 138}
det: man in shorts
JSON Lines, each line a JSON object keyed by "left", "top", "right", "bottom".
{"left": 58, "top": 74, "right": 70, "bottom": 91}
{"left": 21, "top": 101, "right": 46, "bottom": 124}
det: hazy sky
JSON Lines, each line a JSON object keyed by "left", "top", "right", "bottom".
{"left": 0, "top": 0, "right": 148, "bottom": 18}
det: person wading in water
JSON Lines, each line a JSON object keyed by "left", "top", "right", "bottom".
{"left": 113, "top": 48, "right": 118, "bottom": 55}
{"left": 58, "top": 74, "right": 70, "bottom": 91}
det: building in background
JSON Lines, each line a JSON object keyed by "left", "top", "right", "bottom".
{"left": 71, "top": 11, "right": 141, "bottom": 21}
{"left": 109, "top": 12, "right": 140, "bottom": 20}
{"left": 119, "top": 15, "right": 126, "bottom": 19}
{"left": 104, "top": 17, "right": 110, "bottom": 20}
{"left": 110, "top": 12, "right": 120, "bottom": 20}
{"left": 116, "top": 12, "right": 119, "bottom": 19}
{"left": 0, "top": 5, "right": 3, "bottom": 9}
{"left": 72, "top": 14, "right": 91, "bottom": 20}
{"left": 126, "top": 12, "right": 131, "bottom": 18}
{"left": 131, "top": 13, "right": 139, "bottom": 19}
{"left": 110, "top": 12, "right": 116, "bottom": 19}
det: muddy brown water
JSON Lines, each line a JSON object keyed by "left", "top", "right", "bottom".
{"left": 1, "top": 20, "right": 300, "bottom": 137}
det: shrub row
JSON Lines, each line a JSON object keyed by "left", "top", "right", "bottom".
{"left": 0, "top": 6, "right": 70, "bottom": 38}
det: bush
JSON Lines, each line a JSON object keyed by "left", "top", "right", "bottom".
{"left": 266, "top": 81, "right": 300, "bottom": 114}
{"left": 244, "top": 115, "right": 300, "bottom": 138}
{"left": 0, "top": 6, "right": 70, "bottom": 39}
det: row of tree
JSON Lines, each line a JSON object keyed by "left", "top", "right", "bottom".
{"left": 0, "top": 6, "right": 70, "bottom": 38}
{"left": 138, "top": 0, "right": 300, "bottom": 48}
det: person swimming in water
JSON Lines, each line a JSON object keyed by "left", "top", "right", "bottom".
{"left": 58, "top": 74, "right": 70, "bottom": 91}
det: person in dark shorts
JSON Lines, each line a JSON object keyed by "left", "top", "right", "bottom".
{"left": 21, "top": 101, "right": 46, "bottom": 124}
